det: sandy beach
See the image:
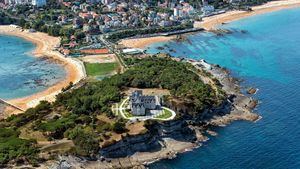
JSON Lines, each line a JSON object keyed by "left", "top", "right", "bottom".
{"left": 120, "top": 0, "right": 300, "bottom": 49}
{"left": 196, "top": 0, "right": 300, "bottom": 30}
{"left": 0, "top": 25, "right": 85, "bottom": 111}
{"left": 119, "top": 36, "right": 176, "bottom": 49}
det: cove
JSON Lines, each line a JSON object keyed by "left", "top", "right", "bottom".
{"left": 0, "top": 35, "right": 66, "bottom": 100}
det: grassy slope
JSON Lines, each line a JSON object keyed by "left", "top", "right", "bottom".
{"left": 156, "top": 108, "right": 173, "bottom": 119}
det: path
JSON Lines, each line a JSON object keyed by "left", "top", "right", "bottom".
{"left": 99, "top": 35, "right": 127, "bottom": 72}
{"left": 0, "top": 98, "right": 25, "bottom": 112}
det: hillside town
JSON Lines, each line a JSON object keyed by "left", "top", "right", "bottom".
{"left": 0, "top": 0, "right": 255, "bottom": 57}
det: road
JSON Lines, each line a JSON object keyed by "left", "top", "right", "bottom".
{"left": 99, "top": 35, "right": 127, "bottom": 72}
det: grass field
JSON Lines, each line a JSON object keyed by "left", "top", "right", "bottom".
{"left": 123, "top": 109, "right": 133, "bottom": 118}
{"left": 84, "top": 62, "right": 118, "bottom": 76}
{"left": 156, "top": 108, "right": 173, "bottom": 119}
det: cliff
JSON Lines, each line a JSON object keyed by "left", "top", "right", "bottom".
{"left": 49, "top": 62, "right": 260, "bottom": 169}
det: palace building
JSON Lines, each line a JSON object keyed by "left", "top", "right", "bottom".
{"left": 129, "top": 90, "right": 161, "bottom": 116}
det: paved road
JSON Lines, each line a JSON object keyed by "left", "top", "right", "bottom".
{"left": 99, "top": 35, "right": 127, "bottom": 72}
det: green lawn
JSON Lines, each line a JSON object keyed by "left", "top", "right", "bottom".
{"left": 84, "top": 62, "right": 118, "bottom": 76}
{"left": 123, "top": 109, "right": 133, "bottom": 118}
{"left": 156, "top": 108, "right": 173, "bottom": 119}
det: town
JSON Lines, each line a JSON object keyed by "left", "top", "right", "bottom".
{"left": 0, "top": 0, "right": 255, "bottom": 58}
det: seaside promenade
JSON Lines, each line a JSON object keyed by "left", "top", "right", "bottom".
{"left": 0, "top": 98, "right": 24, "bottom": 111}
{"left": 0, "top": 98, "right": 24, "bottom": 118}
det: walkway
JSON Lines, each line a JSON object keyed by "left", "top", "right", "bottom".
{"left": 116, "top": 97, "right": 176, "bottom": 121}
{"left": 0, "top": 98, "right": 25, "bottom": 112}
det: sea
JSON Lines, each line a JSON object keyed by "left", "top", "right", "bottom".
{"left": 0, "top": 35, "right": 66, "bottom": 99}
{"left": 147, "top": 7, "right": 300, "bottom": 169}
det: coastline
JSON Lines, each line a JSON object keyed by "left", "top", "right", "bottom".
{"left": 196, "top": 0, "right": 300, "bottom": 30}
{"left": 1, "top": 1, "right": 298, "bottom": 168}
{"left": 119, "top": 0, "right": 300, "bottom": 49}
{"left": 46, "top": 60, "right": 260, "bottom": 169}
{"left": 0, "top": 25, "right": 86, "bottom": 112}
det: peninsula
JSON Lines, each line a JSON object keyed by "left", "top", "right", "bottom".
{"left": 0, "top": 0, "right": 299, "bottom": 168}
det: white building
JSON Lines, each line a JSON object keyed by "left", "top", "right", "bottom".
{"left": 122, "top": 48, "right": 143, "bottom": 55}
{"left": 129, "top": 90, "right": 161, "bottom": 116}
{"left": 32, "top": 0, "right": 46, "bottom": 7}
{"left": 202, "top": 5, "right": 215, "bottom": 15}
{"left": 101, "top": 0, "right": 111, "bottom": 5}
{"left": 174, "top": 7, "right": 180, "bottom": 17}
{"left": 8, "top": 0, "right": 30, "bottom": 5}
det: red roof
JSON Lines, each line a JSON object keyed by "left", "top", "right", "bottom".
{"left": 80, "top": 48, "right": 110, "bottom": 54}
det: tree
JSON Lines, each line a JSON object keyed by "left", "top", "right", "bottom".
{"left": 67, "top": 127, "right": 99, "bottom": 157}
{"left": 59, "top": 28, "right": 75, "bottom": 38}
{"left": 112, "top": 120, "right": 126, "bottom": 134}
{"left": 18, "top": 18, "right": 27, "bottom": 27}
{"left": 74, "top": 31, "right": 85, "bottom": 40}
{"left": 24, "top": 22, "right": 31, "bottom": 29}
{"left": 48, "top": 25, "right": 62, "bottom": 37}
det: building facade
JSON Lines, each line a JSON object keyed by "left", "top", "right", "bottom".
{"left": 129, "top": 90, "right": 161, "bottom": 116}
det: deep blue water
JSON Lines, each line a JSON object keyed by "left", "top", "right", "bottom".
{"left": 148, "top": 8, "right": 300, "bottom": 169}
{"left": 0, "top": 35, "right": 66, "bottom": 99}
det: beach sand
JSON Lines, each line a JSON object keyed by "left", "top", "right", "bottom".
{"left": 0, "top": 26, "right": 85, "bottom": 112}
{"left": 120, "top": 0, "right": 300, "bottom": 49}
{"left": 196, "top": 0, "right": 300, "bottom": 30}
{"left": 119, "top": 36, "right": 175, "bottom": 49}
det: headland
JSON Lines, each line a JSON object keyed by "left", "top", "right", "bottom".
{"left": 0, "top": 1, "right": 299, "bottom": 168}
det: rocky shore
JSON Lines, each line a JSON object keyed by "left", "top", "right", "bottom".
{"left": 45, "top": 60, "right": 260, "bottom": 169}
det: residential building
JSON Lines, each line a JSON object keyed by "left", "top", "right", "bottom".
{"left": 32, "top": 0, "right": 46, "bottom": 7}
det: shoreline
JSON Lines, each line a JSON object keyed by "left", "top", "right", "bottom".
{"left": 119, "top": 0, "right": 300, "bottom": 49}
{"left": 46, "top": 60, "right": 260, "bottom": 169}
{"left": 196, "top": 0, "right": 300, "bottom": 30}
{"left": 0, "top": 25, "right": 86, "bottom": 112}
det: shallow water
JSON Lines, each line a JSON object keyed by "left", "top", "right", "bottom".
{"left": 0, "top": 35, "right": 66, "bottom": 99}
{"left": 147, "top": 7, "right": 300, "bottom": 169}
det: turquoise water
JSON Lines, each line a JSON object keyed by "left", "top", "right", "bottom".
{"left": 148, "top": 8, "right": 300, "bottom": 169}
{"left": 0, "top": 35, "right": 66, "bottom": 99}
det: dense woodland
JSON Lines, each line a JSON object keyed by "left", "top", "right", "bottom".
{"left": 0, "top": 57, "right": 225, "bottom": 166}
{"left": 0, "top": 11, "right": 16, "bottom": 25}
